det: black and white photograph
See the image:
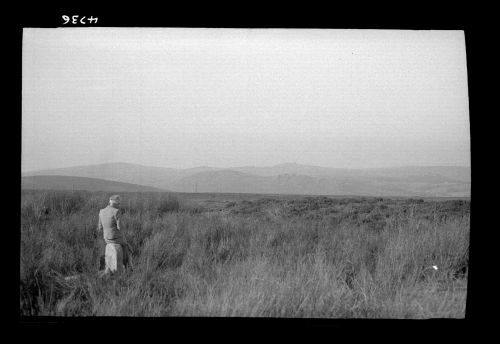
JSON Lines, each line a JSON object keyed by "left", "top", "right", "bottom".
{"left": 20, "top": 27, "right": 470, "bottom": 318}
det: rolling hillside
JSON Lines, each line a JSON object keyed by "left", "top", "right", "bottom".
{"left": 21, "top": 175, "right": 167, "bottom": 192}
{"left": 22, "top": 163, "right": 186, "bottom": 190}
{"left": 22, "top": 163, "right": 471, "bottom": 197}
{"left": 170, "top": 170, "right": 469, "bottom": 197}
{"left": 232, "top": 163, "right": 471, "bottom": 182}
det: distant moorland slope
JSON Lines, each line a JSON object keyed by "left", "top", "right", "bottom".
{"left": 22, "top": 163, "right": 470, "bottom": 197}
{"left": 21, "top": 175, "right": 167, "bottom": 193}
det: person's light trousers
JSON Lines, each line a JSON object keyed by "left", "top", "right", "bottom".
{"left": 105, "top": 243, "right": 124, "bottom": 274}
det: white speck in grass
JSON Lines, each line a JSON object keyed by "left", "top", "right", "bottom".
{"left": 432, "top": 265, "right": 438, "bottom": 270}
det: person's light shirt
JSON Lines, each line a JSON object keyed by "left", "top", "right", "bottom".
{"left": 98, "top": 205, "right": 125, "bottom": 245}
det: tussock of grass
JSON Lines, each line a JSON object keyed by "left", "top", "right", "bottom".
{"left": 20, "top": 190, "right": 469, "bottom": 317}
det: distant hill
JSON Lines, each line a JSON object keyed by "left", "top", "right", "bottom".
{"left": 22, "top": 162, "right": 217, "bottom": 190}
{"left": 170, "top": 170, "right": 470, "bottom": 197}
{"left": 230, "top": 163, "right": 346, "bottom": 177}
{"left": 21, "top": 175, "right": 167, "bottom": 192}
{"left": 22, "top": 163, "right": 470, "bottom": 197}
{"left": 232, "top": 163, "right": 471, "bottom": 182}
{"left": 350, "top": 166, "right": 471, "bottom": 183}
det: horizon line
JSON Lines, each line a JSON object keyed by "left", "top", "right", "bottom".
{"left": 21, "top": 161, "right": 472, "bottom": 174}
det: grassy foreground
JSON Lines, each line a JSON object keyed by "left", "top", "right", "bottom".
{"left": 20, "top": 190, "right": 469, "bottom": 317}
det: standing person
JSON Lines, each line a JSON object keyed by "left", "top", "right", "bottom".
{"left": 98, "top": 195, "right": 129, "bottom": 275}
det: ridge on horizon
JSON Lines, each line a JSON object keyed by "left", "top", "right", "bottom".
{"left": 21, "top": 161, "right": 470, "bottom": 197}
{"left": 22, "top": 161, "right": 471, "bottom": 174}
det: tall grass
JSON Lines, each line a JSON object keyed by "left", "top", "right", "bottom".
{"left": 20, "top": 190, "right": 469, "bottom": 317}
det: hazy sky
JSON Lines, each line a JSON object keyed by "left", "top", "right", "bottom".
{"left": 22, "top": 28, "right": 470, "bottom": 171}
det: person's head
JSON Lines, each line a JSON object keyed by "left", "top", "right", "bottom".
{"left": 109, "top": 195, "right": 121, "bottom": 207}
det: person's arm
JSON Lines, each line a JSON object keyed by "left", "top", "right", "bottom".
{"left": 115, "top": 209, "right": 121, "bottom": 231}
{"left": 98, "top": 212, "right": 103, "bottom": 232}
{"left": 115, "top": 209, "right": 127, "bottom": 243}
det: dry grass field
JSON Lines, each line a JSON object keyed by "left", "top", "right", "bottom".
{"left": 20, "top": 190, "right": 469, "bottom": 317}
